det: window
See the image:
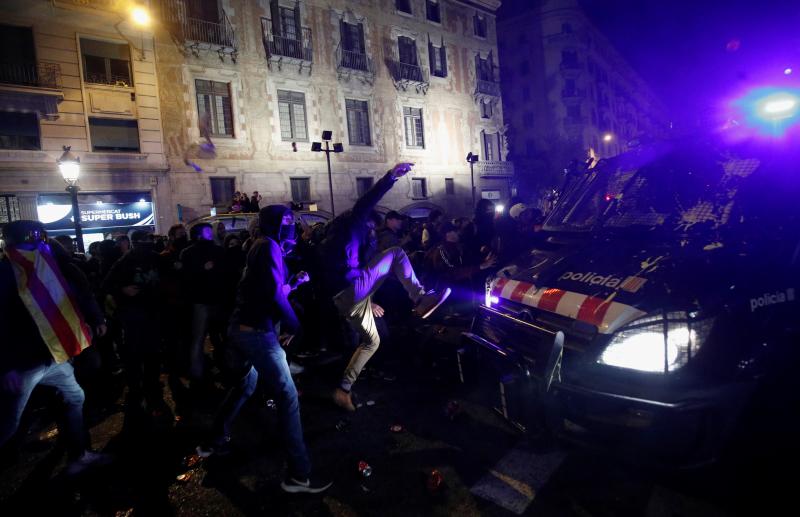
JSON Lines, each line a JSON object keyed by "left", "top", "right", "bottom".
{"left": 426, "top": 0, "right": 441, "bottom": 23}
{"left": 412, "top": 178, "right": 427, "bottom": 199}
{"left": 0, "top": 195, "right": 21, "bottom": 224}
{"left": 88, "top": 118, "right": 140, "bottom": 152}
{"left": 196, "top": 80, "right": 234, "bottom": 137}
{"left": 428, "top": 38, "right": 447, "bottom": 77}
{"left": 0, "top": 25, "right": 37, "bottom": 87}
{"left": 403, "top": 107, "right": 425, "bottom": 148}
{"left": 277, "top": 90, "right": 308, "bottom": 142}
{"left": 356, "top": 177, "right": 374, "bottom": 197}
{"left": 80, "top": 38, "right": 132, "bottom": 87}
{"left": 480, "top": 99, "right": 493, "bottom": 119}
{"left": 279, "top": 5, "right": 299, "bottom": 42}
{"left": 346, "top": 99, "right": 371, "bottom": 146}
{"left": 445, "top": 178, "right": 455, "bottom": 195}
{"left": 210, "top": 177, "right": 235, "bottom": 207}
{"left": 396, "top": 0, "right": 412, "bottom": 14}
{"left": 566, "top": 105, "right": 581, "bottom": 121}
{"left": 481, "top": 130, "right": 500, "bottom": 161}
{"left": 474, "top": 14, "right": 488, "bottom": 38}
{"left": 564, "top": 78, "right": 576, "bottom": 95}
{"left": 188, "top": 0, "right": 220, "bottom": 22}
{"left": 398, "top": 36, "right": 418, "bottom": 66}
{"left": 561, "top": 50, "right": 578, "bottom": 67}
{"left": 0, "top": 112, "right": 40, "bottom": 150}
{"left": 519, "top": 60, "right": 530, "bottom": 76}
{"left": 521, "top": 86, "right": 531, "bottom": 100}
{"left": 475, "top": 54, "right": 494, "bottom": 81}
{"left": 339, "top": 20, "right": 368, "bottom": 70}
{"left": 290, "top": 178, "right": 311, "bottom": 202}
{"left": 523, "top": 111, "right": 534, "bottom": 126}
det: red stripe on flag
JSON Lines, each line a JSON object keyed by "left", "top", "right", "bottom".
{"left": 6, "top": 248, "right": 84, "bottom": 357}
{"left": 40, "top": 245, "right": 92, "bottom": 345}
{"left": 537, "top": 288, "right": 566, "bottom": 313}
{"left": 491, "top": 278, "right": 509, "bottom": 296}
{"left": 509, "top": 281, "right": 532, "bottom": 303}
{"left": 576, "top": 296, "right": 612, "bottom": 327}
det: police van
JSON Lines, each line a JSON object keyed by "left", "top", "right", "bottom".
{"left": 463, "top": 135, "right": 800, "bottom": 466}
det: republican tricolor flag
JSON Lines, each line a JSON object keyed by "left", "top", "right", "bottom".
{"left": 5, "top": 242, "right": 92, "bottom": 363}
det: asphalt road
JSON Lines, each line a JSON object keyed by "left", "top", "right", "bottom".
{"left": 0, "top": 319, "right": 792, "bottom": 516}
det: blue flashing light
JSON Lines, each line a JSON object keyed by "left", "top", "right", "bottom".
{"left": 733, "top": 87, "right": 800, "bottom": 137}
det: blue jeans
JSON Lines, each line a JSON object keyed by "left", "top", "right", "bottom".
{"left": 214, "top": 327, "right": 311, "bottom": 479}
{"left": 0, "top": 361, "right": 87, "bottom": 459}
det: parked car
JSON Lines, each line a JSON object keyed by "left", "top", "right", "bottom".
{"left": 462, "top": 136, "right": 800, "bottom": 466}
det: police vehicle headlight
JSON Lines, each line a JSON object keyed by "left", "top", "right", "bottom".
{"left": 598, "top": 312, "right": 713, "bottom": 373}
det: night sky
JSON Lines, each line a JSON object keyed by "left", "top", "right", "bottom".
{"left": 501, "top": 0, "right": 800, "bottom": 127}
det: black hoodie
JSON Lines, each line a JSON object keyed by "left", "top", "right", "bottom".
{"left": 232, "top": 205, "right": 299, "bottom": 334}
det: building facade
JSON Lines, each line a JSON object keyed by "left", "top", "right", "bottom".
{"left": 498, "top": 0, "right": 668, "bottom": 198}
{"left": 153, "top": 0, "right": 513, "bottom": 223}
{"left": 0, "top": 0, "right": 169, "bottom": 246}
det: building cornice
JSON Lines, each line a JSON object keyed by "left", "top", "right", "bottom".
{"left": 451, "top": 0, "right": 502, "bottom": 15}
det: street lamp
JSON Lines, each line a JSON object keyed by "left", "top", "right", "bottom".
{"left": 466, "top": 152, "right": 479, "bottom": 207}
{"left": 130, "top": 4, "right": 151, "bottom": 60}
{"left": 57, "top": 146, "right": 84, "bottom": 253}
{"left": 311, "top": 131, "right": 343, "bottom": 216}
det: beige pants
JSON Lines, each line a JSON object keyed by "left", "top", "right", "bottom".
{"left": 333, "top": 247, "right": 424, "bottom": 390}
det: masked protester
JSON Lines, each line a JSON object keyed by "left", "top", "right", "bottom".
{"left": 320, "top": 163, "right": 451, "bottom": 412}
{"left": 1, "top": 221, "right": 111, "bottom": 475}
{"left": 103, "top": 230, "right": 167, "bottom": 429}
{"left": 180, "top": 223, "right": 226, "bottom": 387}
{"left": 197, "top": 205, "right": 332, "bottom": 494}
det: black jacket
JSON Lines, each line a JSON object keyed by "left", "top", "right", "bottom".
{"left": 320, "top": 171, "right": 397, "bottom": 294}
{"left": 102, "top": 247, "right": 163, "bottom": 311}
{"left": 179, "top": 240, "right": 226, "bottom": 304}
{"left": 232, "top": 205, "right": 299, "bottom": 334}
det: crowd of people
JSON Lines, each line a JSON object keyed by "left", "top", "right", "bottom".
{"left": 0, "top": 163, "right": 545, "bottom": 493}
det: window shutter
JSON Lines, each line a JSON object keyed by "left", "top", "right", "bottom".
{"left": 440, "top": 37, "right": 447, "bottom": 75}
{"left": 294, "top": 1, "right": 302, "bottom": 43}
{"left": 340, "top": 19, "right": 349, "bottom": 50}
{"left": 270, "top": 0, "right": 281, "bottom": 35}
{"left": 428, "top": 36, "right": 434, "bottom": 71}
{"left": 357, "top": 23, "right": 366, "bottom": 54}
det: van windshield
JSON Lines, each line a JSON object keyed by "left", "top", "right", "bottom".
{"left": 544, "top": 151, "right": 760, "bottom": 233}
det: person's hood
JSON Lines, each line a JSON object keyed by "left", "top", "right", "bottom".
{"left": 259, "top": 205, "right": 292, "bottom": 242}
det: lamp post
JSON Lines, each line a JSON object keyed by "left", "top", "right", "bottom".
{"left": 466, "top": 152, "right": 479, "bottom": 207}
{"left": 311, "top": 131, "right": 343, "bottom": 216}
{"left": 58, "top": 146, "right": 84, "bottom": 253}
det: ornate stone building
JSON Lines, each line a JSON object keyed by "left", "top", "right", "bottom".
{"left": 498, "top": 0, "right": 668, "bottom": 197}
{"left": 154, "top": 0, "right": 513, "bottom": 223}
{"left": 0, "top": 0, "right": 169, "bottom": 246}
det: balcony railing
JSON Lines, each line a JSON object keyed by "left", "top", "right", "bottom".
{"left": 160, "top": 0, "right": 237, "bottom": 55}
{"left": 476, "top": 79, "right": 500, "bottom": 96}
{"left": 561, "top": 88, "right": 585, "bottom": 98}
{"left": 261, "top": 18, "right": 312, "bottom": 61}
{"left": 339, "top": 47, "right": 372, "bottom": 72}
{"left": 0, "top": 62, "right": 61, "bottom": 89}
{"left": 560, "top": 60, "right": 581, "bottom": 71}
{"left": 477, "top": 160, "right": 515, "bottom": 178}
{"left": 387, "top": 59, "right": 426, "bottom": 83}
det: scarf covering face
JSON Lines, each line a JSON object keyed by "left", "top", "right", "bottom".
{"left": 5, "top": 241, "right": 92, "bottom": 363}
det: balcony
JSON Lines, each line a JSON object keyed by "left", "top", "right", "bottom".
{"left": 0, "top": 62, "right": 61, "bottom": 89}
{"left": 477, "top": 160, "right": 514, "bottom": 178}
{"left": 160, "top": 0, "right": 237, "bottom": 61}
{"left": 0, "top": 62, "right": 63, "bottom": 120}
{"left": 335, "top": 44, "right": 374, "bottom": 84}
{"left": 560, "top": 60, "right": 581, "bottom": 71}
{"left": 261, "top": 18, "right": 312, "bottom": 73}
{"left": 561, "top": 88, "right": 585, "bottom": 99}
{"left": 386, "top": 59, "right": 429, "bottom": 94}
{"left": 476, "top": 79, "right": 501, "bottom": 97}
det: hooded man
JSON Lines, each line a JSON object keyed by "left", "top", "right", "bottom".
{"left": 320, "top": 163, "right": 451, "bottom": 412}
{"left": 0, "top": 220, "right": 110, "bottom": 475}
{"left": 198, "top": 205, "right": 330, "bottom": 494}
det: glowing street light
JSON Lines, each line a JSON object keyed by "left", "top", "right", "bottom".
{"left": 57, "top": 146, "right": 84, "bottom": 253}
{"left": 131, "top": 5, "right": 151, "bottom": 27}
{"left": 784, "top": 68, "right": 793, "bottom": 76}
{"left": 602, "top": 133, "right": 614, "bottom": 143}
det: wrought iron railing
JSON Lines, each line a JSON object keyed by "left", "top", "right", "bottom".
{"left": 261, "top": 18, "right": 312, "bottom": 61}
{"left": 476, "top": 79, "right": 500, "bottom": 96}
{"left": 560, "top": 60, "right": 581, "bottom": 70}
{"left": 0, "top": 62, "right": 61, "bottom": 89}
{"left": 561, "top": 88, "right": 585, "bottom": 98}
{"left": 85, "top": 72, "right": 132, "bottom": 87}
{"left": 337, "top": 45, "right": 372, "bottom": 73}
{"left": 160, "top": 0, "right": 236, "bottom": 49}
{"left": 386, "top": 59, "right": 425, "bottom": 83}
{"left": 477, "top": 160, "right": 514, "bottom": 177}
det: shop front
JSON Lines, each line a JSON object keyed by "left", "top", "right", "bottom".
{"left": 36, "top": 191, "right": 155, "bottom": 250}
